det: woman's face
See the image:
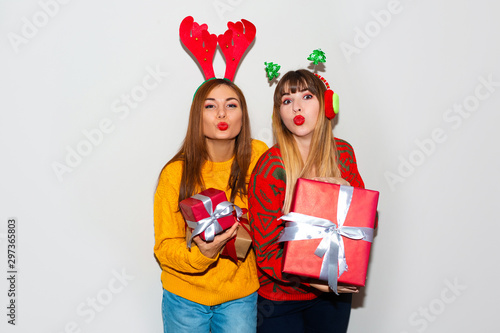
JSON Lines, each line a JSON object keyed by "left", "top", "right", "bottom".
{"left": 279, "top": 88, "right": 320, "bottom": 141}
{"left": 202, "top": 84, "right": 243, "bottom": 141}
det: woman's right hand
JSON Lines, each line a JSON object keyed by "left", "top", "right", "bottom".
{"left": 312, "top": 177, "right": 350, "bottom": 186}
{"left": 192, "top": 222, "right": 239, "bottom": 259}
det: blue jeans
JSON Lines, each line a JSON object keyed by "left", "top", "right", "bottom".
{"left": 257, "top": 293, "right": 352, "bottom": 333}
{"left": 162, "top": 289, "right": 257, "bottom": 333}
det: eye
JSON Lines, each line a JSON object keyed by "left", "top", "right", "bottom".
{"left": 227, "top": 103, "right": 238, "bottom": 109}
{"left": 304, "top": 94, "right": 314, "bottom": 100}
{"left": 204, "top": 103, "right": 215, "bottom": 109}
{"left": 282, "top": 98, "right": 291, "bottom": 105}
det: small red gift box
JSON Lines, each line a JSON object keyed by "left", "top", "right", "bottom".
{"left": 281, "top": 178, "right": 379, "bottom": 287}
{"left": 179, "top": 188, "right": 236, "bottom": 242}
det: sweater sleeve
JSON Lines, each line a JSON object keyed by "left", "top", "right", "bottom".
{"left": 335, "top": 138, "right": 379, "bottom": 227}
{"left": 335, "top": 138, "right": 365, "bottom": 189}
{"left": 248, "top": 148, "right": 294, "bottom": 286}
{"left": 153, "top": 163, "right": 218, "bottom": 274}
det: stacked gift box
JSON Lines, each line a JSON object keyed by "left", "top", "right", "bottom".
{"left": 180, "top": 188, "right": 253, "bottom": 260}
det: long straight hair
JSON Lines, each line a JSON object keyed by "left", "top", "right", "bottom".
{"left": 160, "top": 79, "right": 252, "bottom": 204}
{"left": 272, "top": 70, "right": 341, "bottom": 213}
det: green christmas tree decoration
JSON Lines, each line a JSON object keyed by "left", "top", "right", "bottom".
{"left": 264, "top": 61, "right": 281, "bottom": 80}
{"left": 307, "top": 49, "right": 326, "bottom": 65}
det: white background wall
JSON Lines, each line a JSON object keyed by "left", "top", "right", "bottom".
{"left": 1, "top": 0, "right": 499, "bottom": 332}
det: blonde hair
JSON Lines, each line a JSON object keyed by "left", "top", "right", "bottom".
{"left": 272, "top": 70, "right": 341, "bottom": 213}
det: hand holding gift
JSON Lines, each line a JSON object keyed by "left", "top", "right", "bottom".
{"left": 309, "top": 282, "right": 359, "bottom": 294}
{"left": 192, "top": 222, "right": 239, "bottom": 259}
{"left": 312, "top": 176, "right": 350, "bottom": 186}
{"left": 180, "top": 188, "right": 253, "bottom": 260}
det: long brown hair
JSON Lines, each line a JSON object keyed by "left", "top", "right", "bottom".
{"left": 161, "top": 79, "right": 252, "bottom": 203}
{"left": 273, "top": 70, "right": 341, "bottom": 213}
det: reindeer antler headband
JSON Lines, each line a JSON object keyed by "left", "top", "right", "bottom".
{"left": 180, "top": 16, "right": 256, "bottom": 82}
{"left": 264, "top": 49, "right": 339, "bottom": 120}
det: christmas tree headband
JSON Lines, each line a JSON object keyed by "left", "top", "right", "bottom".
{"left": 264, "top": 49, "right": 339, "bottom": 120}
{"left": 180, "top": 16, "right": 256, "bottom": 82}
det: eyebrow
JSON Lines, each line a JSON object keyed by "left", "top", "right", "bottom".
{"left": 281, "top": 88, "right": 310, "bottom": 97}
{"left": 205, "top": 97, "right": 239, "bottom": 102}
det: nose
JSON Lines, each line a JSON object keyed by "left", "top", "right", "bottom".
{"left": 217, "top": 107, "right": 226, "bottom": 119}
{"left": 293, "top": 100, "right": 302, "bottom": 112}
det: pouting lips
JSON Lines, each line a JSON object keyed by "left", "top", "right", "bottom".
{"left": 293, "top": 115, "right": 305, "bottom": 126}
{"left": 217, "top": 122, "right": 229, "bottom": 131}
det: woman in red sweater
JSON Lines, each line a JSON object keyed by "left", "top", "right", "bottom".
{"left": 248, "top": 69, "right": 365, "bottom": 332}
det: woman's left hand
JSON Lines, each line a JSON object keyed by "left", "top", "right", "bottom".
{"left": 310, "top": 282, "right": 359, "bottom": 294}
{"left": 312, "top": 177, "right": 350, "bottom": 186}
{"left": 337, "top": 285, "right": 359, "bottom": 293}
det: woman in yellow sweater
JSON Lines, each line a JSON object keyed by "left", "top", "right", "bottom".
{"left": 154, "top": 78, "right": 268, "bottom": 332}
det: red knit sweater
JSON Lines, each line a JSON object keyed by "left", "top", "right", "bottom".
{"left": 248, "top": 138, "right": 365, "bottom": 301}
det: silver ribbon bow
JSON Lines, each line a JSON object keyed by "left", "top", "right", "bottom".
{"left": 277, "top": 185, "right": 374, "bottom": 294}
{"left": 186, "top": 194, "right": 243, "bottom": 248}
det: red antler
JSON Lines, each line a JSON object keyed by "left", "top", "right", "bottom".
{"left": 179, "top": 16, "right": 217, "bottom": 80}
{"left": 218, "top": 19, "right": 256, "bottom": 81}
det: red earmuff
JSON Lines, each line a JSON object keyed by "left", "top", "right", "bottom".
{"left": 314, "top": 73, "right": 338, "bottom": 120}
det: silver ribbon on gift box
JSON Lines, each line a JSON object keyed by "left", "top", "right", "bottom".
{"left": 277, "top": 185, "right": 374, "bottom": 294}
{"left": 186, "top": 193, "right": 243, "bottom": 248}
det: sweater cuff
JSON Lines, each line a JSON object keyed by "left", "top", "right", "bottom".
{"left": 190, "top": 246, "right": 219, "bottom": 269}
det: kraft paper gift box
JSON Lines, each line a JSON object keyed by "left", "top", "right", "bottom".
{"left": 179, "top": 188, "right": 236, "bottom": 242}
{"left": 280, "top": 178, "right": 379, "bottom": 289}
{"left": 220, "top": 214, "right": 253, "bottom": 260}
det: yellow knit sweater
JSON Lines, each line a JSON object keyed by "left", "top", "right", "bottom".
{"left": 154, "top": 140, "right": 268, "bottom": 306}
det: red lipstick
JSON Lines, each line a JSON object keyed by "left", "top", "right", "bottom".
{"left": 217, "top": 122, "right": 228, "bottom": 131}
{"left": 293, "top": 115, "right": 305, "bottom": 126}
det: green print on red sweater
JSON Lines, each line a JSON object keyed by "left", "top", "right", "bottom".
{"left": 248, "top": 139, "right": 365, "bottom": 300}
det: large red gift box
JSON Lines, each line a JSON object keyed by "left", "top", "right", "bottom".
{"left": 282, "top": 178, "right": 379, "bottom": 287}
{"left": 179, "top": 188, "right": 236, "bottom": 241}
